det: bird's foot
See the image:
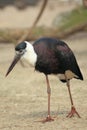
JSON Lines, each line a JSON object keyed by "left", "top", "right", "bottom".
{"left": 42, "top": 115, "right": 54, "bottom": 123}
{"left": 37, "top": 115, "right": 55, "bottom": 123}
{"left": 67, "top": 106, "right": 81, "bottom": 118}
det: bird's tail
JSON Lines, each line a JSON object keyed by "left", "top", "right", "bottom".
{"left": 74, "top": 64, "right": 83, "bottom": 80}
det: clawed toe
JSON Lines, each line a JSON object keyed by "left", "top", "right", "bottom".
{"left": 67, "top": 106, "right": 81, "bottom": 118}
{"left": 42, "top": 116, "right": 54, "bottom": 123}
{"left": 36, "top": 115, "right": 56, "bottom": 123}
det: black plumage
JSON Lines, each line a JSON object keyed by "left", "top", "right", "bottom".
{"left": 33, "top": 37, "right": 83, "bottom": 82}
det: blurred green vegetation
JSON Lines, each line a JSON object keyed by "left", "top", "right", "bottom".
{"left": 56, "top": 6, "right": 87, "bottom": 32}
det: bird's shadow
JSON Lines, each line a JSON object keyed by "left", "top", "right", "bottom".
{"left": 15, "top": 110, "right": 68, "bottom": 120}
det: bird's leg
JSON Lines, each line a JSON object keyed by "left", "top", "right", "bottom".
{"left": 65, "top": 74, "right": 81, "bottom": 118}
{"left": 41, "top": 75, "right": 54, "bottom": 123}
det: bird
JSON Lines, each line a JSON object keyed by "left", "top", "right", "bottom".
{"left": 6, "top": 37, "right": 83, "bottom": 122}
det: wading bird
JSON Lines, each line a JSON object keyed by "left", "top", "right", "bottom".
{"left": 6, "top": 37, "right": 83, "bottom": 122}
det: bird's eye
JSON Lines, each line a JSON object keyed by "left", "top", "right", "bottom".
{"left": 19, "top": 50, "right": 23, "bottom": 53}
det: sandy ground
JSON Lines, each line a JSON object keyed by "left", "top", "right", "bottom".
{"left": 0, "top": 37, "right": 87, "bottom": 130}
{"left": 0, "top": 1, "right": 87, "bottom": 130}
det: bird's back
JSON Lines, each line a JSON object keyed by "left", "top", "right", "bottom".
{"left": 33, "top": 37, "right": 83, "bottom": 81}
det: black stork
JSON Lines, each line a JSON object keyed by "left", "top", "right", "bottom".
{"left": 6, "top": 37, "right": 83, "bottom": 122}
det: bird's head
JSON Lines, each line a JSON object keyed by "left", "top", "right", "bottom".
{"left": 6, "top": 41, "right": 34, "bottom": 76}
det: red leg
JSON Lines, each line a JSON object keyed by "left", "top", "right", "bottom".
{"left": 65, "top": 74, "right": 81, "bottom": 118}
{"left": 40, "top": 75, "right": 54, "bottom": 123}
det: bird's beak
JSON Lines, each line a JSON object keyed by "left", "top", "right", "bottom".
{"left": 6, "top": 53, "right": 22, "bottom": 77}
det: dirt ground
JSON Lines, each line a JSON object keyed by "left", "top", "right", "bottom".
{"left": 0, "top": 37, "right": 87, "bottom": 130}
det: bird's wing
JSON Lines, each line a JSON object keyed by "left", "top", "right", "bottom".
{"left": 55, "top": 44, "right": 83, "bottom": 80}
